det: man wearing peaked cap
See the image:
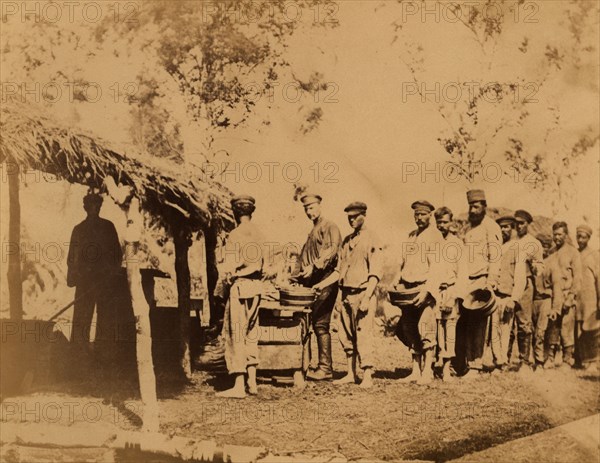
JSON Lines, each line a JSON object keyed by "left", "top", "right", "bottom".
{"left": 514, "top": 209, "right": 544, "bottom": 374}
{"left": 394, "top": 199, "right": 442, "bottom": 385}
{"left": 496, "top": 215, "right": 516, "bottom": 226}
{"left": 532, "top": 233, "right": 560, "bottom": 369}
{"left": 411, "top": 200, "right": 435, "bottom": 213}
{"left": 492, "top": 212, "right": 527, "bottom": 371}
{"left": 332, "top": 200, "right": 382, "bottom": 388}
{"left": 515, "top": 209, "right": 533, "bottom": 224}
{"left": 300, "top": 193, "right": 323, "bottom": 207}
{"left": 231, "top": 194, "right": 256, "bottom": 208}
{"left": 295, "top": 192, "right": 341, "bottom": 381}
{"left": 344, "top": 201, "right": 368, "bottom": 214}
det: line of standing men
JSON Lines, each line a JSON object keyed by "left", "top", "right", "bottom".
{"left": 215, "top": 189, "right": 599, "bottom": 395}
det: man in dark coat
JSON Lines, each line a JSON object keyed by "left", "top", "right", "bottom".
{"left": 67, "top": 193, "right": 122, "bottom": 349}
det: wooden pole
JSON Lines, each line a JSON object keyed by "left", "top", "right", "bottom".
{"left": 174, "top": 225, "right": 192, "bottom": 378}
{"left": 104, "top": 178, "right": 158, "bottom": 433}
{"left": 6, "top": 160, "right": 23, "bottom": 320}
{"left": 204, "top": 225, "right": 219, "bottom": 328}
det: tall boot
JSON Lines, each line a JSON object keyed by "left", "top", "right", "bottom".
{"left": 307, "top": 332, "right": 332, "bottom": 380}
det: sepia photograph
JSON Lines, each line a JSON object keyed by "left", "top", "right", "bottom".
{"left": 0, "top": 1, "right": 599, "bottom": 462}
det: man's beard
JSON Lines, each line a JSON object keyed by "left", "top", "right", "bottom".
{"left": 468, "top": 211, "right": 485, "bottom": 224}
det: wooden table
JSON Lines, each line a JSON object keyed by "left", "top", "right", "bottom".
{"left": 257, "top": 300, "right": 312, "bottom": 389}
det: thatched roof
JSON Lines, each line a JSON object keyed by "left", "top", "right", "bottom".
{"left": 0, "top": 102, "right": 234, "bottom": 234}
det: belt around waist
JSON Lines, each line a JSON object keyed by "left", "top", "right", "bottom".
{"left": 469, "top": 274, "right": 487, "bottom": 280}
{"left": 341, "top": 287, "right": 366, "bottom": 295}
{"left": 399, "top": 280, "right": 425, "bottom": 289}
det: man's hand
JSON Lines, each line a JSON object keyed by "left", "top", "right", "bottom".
{"left": 224, "top": 272, "right": 236, "bottom": 285}
{"left": 504, "top": 299, "right": 516, "bottom": 312}
{"left": 358, "top": 295, "right": 371, "bottom": 313}
{"left": 312, "top": 282, "right": 324, "bottom": 293}
{"left": 300, "top": 264, "right": 314, "bottom": 279}
{"left": 487, "top": 280, "right": 498, "bottom": 291}
{"left": 413, "top": 290, "right": 430, "bottom": 308}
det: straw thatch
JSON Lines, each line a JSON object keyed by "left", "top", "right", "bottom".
{"left": 0, "top": 102, "right": 234, "bottom": 234}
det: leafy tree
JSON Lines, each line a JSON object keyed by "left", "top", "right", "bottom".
{"left": 388, "top": 0, "right": 599, "bottom": 213}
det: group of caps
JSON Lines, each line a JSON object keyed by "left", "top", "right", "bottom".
{"left": 230, "top": 193, "right": 368, "bottom": 216}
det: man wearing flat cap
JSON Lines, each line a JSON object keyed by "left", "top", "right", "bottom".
{"left": 332, "top": 201, "right": 383, "bottom": 388}
{"left": 67, "top": 192, "right": 122, "bottom": 359}
{"left": 433, "top": 206, "right": 464, "bottom": 382}
{"left": 513, "top": 209, "right": 544, "bottom": 374}
{"left": 546, "top": 222, "right": 582, "bottom": 368}
{"left": 217, "top": 194, "right": 266, "bottom": 398}
{"left": 491, "top": 216, "right": 527, "bottom": 371}
{"left": 458, "top": 189, "right": 503, "bottom": 379}
{"left": 295, "top": 193, "right": 342, "bottom": 381}
{"left": 532, "top": 234, "right": 562, "bottom": 369}
{"left": 393, "top": 200, "right": 443, "bottom": 385}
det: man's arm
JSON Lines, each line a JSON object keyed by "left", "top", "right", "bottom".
{"left": 486, "top": 222, "right": 503, "bottom": 289}
{"left": 66, "top": 226, "right": 79, "bottom": 288}
{"left": 571, "top": 248, "right": 583, "bottom": 295}
{"left": 108, "top": 222, "right": 123, "bottom": 269}
{"left": 511, "top": 251, "right": 527, "bottom": 302}
{"left": 314, "top": 223, "right": 342, "bottom": 271}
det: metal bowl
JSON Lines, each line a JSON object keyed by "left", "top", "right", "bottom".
{"left": 279, "top": 286, "right": 317, "bottom": 307}
{"left": 461, "top": 288, "right": 497, "bottom": 317}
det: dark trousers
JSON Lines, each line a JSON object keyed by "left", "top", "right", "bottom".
{"left": 312, "top": 283, "right": 338, "bottom": 336}
{"left": 513, "top": 278, "right": 534, "bottom": 364}
{"left": 71, "top": 279, "right": 115, "bottom": 345}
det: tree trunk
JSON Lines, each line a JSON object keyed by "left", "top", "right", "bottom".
{"left": 7, "top": 160, "right": 22, "bottom": 320}
{"left": 174, "top": 226, "right": 192, "bottom": 378}
{"left": 104, "top": 179, "right": 158, "bottom": 432}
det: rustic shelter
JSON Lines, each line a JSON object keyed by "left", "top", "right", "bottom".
{"left": 1, "top": 101, "right": 234, "bottom": 430}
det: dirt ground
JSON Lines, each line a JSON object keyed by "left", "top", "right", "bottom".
{"left": 1, "top": 328, "right": 599, "bottom": 463}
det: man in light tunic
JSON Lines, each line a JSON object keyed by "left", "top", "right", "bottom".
{"left": 433, "top": 207, "right": 463, "bottom": 382}
{"left": 513, "top": 210, "right": 544, "bottom": 372}
{"left": 394, "top": 200, "right": 442, "bottom": 385}
{"left": 217, "top": 195, "right": 265, "bottom": 398}
{"left": 547, "top": 222, "right": 582, "bottom": 369}
{"left": 458, "top": 189, "right": 503, "bottom": 379}
{"left": 333, "top": 202, "right": 383, "bottom": 389}
{"left": 492, "top": 215, "right": 527, "bottom": 372}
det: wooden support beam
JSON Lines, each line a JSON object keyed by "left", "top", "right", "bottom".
{"left": 6, "top": 160, "right": 23, "bottom": 320}
{"left": 104, "top": 178, "right": 159, "bottom": 433}
{"left": 204, "top": 224, "right": 219, "bottom": 327}
{"left": 174, "top": 225, "right": 192, "bottom": 378}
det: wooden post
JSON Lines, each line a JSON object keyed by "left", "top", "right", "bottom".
{"left": 6, "top": 159, "right": 23, "bottom": 320}
{"left": 197, "top": 232, "right": 209, "bottom": 327}
{"left": 204, "top": 225, "right": 219, "bottom": 327}
{"left": 174, "top": 225, "right": 192, "bottom": 378}
{"left": 104, "top": 178, "right": 158, "bottom": 433}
